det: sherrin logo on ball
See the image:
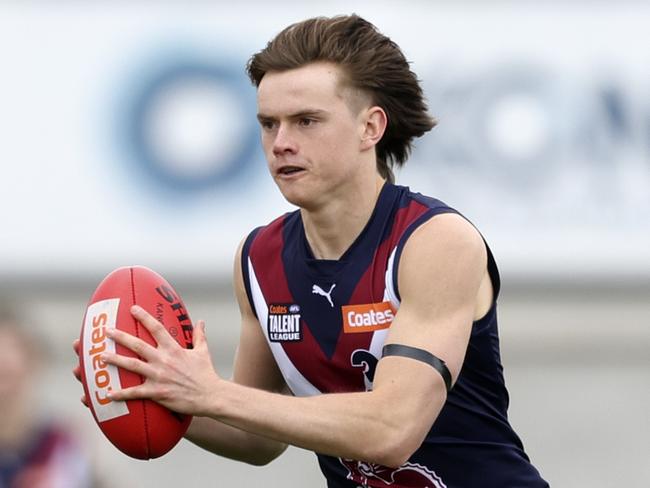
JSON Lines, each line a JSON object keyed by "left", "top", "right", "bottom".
{"left": 79, "top": 266, "right": 193, "bottom": 460}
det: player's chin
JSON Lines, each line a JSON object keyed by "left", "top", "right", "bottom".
{"left": 274, "top": 179, "right": 314, "bottom": 208}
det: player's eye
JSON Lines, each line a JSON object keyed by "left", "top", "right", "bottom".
{"left": 258, "top": 118, "right": 276, "bottom": 130}
{"left": 298, "top": 117, "right": 315, "bottom": 127}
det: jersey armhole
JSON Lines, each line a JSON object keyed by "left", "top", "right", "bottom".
{"left": 469, "top": 240, "right": 501, "bottom": 328}
{"left": 485, "top": 242, "right": 501, "bottom": 300}
{"left": 241, "top": 227, "right": 263, "bottom": 319}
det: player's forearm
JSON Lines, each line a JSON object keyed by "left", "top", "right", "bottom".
{"left": 205, "top": 378, "right": 435, "bottom": 468}
{"left": 184, "top": 416, "right": 287, "bottom": 466}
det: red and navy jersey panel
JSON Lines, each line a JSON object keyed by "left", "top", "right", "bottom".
{"left": 241, "top": 183, "right": 548, "bottom": 487}
{"left": 241, "top": 183, "right": 451, "bottom": 396}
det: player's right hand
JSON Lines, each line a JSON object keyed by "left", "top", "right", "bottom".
{"left": 72, "top": 339, "right": 89, "bottom": 408}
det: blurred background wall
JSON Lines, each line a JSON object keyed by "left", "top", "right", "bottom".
{"left": 0, "top": 1, "right": 648, "bottom": 487}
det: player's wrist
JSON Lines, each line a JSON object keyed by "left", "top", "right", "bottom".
{"left": 197, "top": 374, "right": 231, "bottom": 419}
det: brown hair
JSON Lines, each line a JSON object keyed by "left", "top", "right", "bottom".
{"left": 246, "top": 14, "right": 436, "bottom": 183}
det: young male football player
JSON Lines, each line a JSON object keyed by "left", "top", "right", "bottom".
{"left": 76, "top": 15, "right": 548, "bottom": 487}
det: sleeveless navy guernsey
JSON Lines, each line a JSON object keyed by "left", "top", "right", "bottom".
{"left": 241, "top": 183, "right": 548, "bottom": 487}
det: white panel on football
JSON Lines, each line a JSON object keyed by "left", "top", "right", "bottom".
{"left": 82, "top": 298, "right": 130, "bottom": 422}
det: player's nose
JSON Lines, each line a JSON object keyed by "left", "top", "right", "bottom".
{"left": 272, "top": 124, "right": 298, "bottom": 155}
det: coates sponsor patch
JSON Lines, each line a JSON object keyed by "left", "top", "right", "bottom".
{"left": 342, "top": 302, "right": 395, "bottom": 333}
{"left": 83, "top": 298, "right": 129, "bottom": 422}
{"left": 267, "top": 303, "right": 302, "bottom": 342}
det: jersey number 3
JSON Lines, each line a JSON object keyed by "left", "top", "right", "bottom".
{"left": 351, "top": 349, "right": 378, "bottom": 391}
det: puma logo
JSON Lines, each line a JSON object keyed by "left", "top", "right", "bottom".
{"left": 312, "top": 284, "right": 336, "bottom": 307}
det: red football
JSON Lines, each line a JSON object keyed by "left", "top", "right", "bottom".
{"left": 79, "top": 266, "right": 193, "bottom": 459}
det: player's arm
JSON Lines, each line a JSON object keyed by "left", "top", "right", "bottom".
{"left": 104, "top": 213, "right": 488, "bottom": 468}
{"left": 183, "top": 240, "right": 289, "bottom": 465}
{"left": 194, "top": 213, "right": 488, "bottom": 467}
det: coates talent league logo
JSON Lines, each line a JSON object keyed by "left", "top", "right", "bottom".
{"left": 267, "top": 303, "right": 302, "bottom": 342}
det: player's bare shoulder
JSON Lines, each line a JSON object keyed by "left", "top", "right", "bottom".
{"left": 403, "top": 213, "right": 486, "bottom": 271}
{"left": 397, "top": 212, "right": 489, "bottom": 317}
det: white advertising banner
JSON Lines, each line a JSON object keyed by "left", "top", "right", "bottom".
{"left": 1, "top": 2, "right": 648, "bottom": 281}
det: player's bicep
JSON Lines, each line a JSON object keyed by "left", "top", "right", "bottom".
{"left": 231, "top": 238, "right": 287, "bottom": 393}
{"left": 384, "top": 213, "right": 487, "bottom": 382}
{"left": 367, "top": 215, "right": 487, "bottom": 448}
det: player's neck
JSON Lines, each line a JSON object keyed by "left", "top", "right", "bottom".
{"left": 301, "top": 174, "right": 385, "bottom": 260}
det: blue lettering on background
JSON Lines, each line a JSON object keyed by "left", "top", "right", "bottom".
{"left": 123, "top": 59, "right": 259, "bottom": 194}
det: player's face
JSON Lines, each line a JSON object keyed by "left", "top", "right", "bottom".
{"left": 256, "top": 62, "right": 371, "bottom": 210}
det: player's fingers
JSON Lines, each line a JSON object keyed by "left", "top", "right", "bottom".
{"left": 73, "top": 364, "right": 82, "bottom": 382}
{"left": 72, "top": 354, "right": 89, "bottom": 407}
{"left": 106, "top": 327, "right": 156, "bottom": 361}
{"left": 101, "top": 351, "right": 153, "bottom": 378}
{"left": 130, "top": 305, "right": 176, "bottom": 348}
{"left": 73, "top": 338, "right": 80, "bottom": 356}
{"left": 193, "top": 320, "right": 208, "bottom": 349}
{"left": 107, "top": 384, "right": 149, "bottom": 402}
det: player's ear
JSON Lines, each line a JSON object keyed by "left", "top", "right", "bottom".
{"left": 360, "top": 106, "right": 387, "bottom": 151}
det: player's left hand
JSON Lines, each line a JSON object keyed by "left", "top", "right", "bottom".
{"left": 101, "top": 305, "right": 221, "bottom": 416}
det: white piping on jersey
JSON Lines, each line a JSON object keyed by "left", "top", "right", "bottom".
{"left": 384, "top": 247, "right": 400, "bottom": 309}
{"left": 365, "top": 249, "right": 400, "bottom": 376}
{"left": 367, "top": 287, "right": 395, "bottom": 361}
{"left": 247, "top": 257, "right": 321, "bottom": 397}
